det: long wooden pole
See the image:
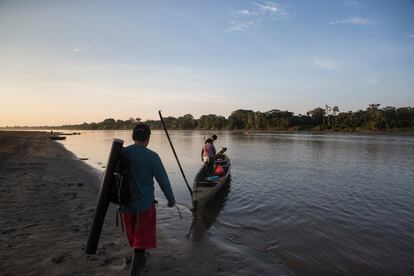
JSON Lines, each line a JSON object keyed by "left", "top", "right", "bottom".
{"left": 158, "top": 111, "right": 193, "bottom": 196}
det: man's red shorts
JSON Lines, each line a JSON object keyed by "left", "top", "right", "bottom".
{"left": 122, "top": 204, "right": 157, "bottom": 249}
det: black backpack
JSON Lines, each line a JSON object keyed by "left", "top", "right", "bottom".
{"left": 110, "top": 152, "right": 132, "bottom": 206}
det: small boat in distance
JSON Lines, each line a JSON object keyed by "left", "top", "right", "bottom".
{"left": 192, "top": 148, "right": 231, "bottom": 209}
{"left": 49, "top": 136, "right": 66, "bottom": 140}
{"left": 50, "top": 131, "right": 80, "bottom": 136}
{"left": 61, "top": 132, "right": 81, "bottom": 135}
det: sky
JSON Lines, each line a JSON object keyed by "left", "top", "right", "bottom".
{"left": 1, "top": 0, "right": 414, "bottom": 126}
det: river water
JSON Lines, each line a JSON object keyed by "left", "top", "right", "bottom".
{"left": 60, "top": 130, "right": 414, "bottom": 275}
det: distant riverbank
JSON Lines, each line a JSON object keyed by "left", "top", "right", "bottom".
{"left": 3, "top": 105, "right": 414, "bottom": 132}
{"left": 2, "top": 127, "right": 414, "bottom": 136}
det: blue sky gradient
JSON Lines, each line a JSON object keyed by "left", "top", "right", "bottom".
{"left": 1, "top": 0, "right": 413, "bottom": 125}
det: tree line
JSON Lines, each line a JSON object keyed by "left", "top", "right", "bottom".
{"left": 10, "top": 104, "right": 414, "bottom": 131}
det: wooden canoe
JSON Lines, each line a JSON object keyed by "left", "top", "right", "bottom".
{"left": 49, "top": 136, "right": 66, "bottom": 140}
{"left": 192, "top": 154, "right": 231, "bottom": 209}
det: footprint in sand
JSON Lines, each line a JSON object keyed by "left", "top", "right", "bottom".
{"left": 22, "top": 223, "right": 39, "bottom": 229}
{"left": 63, "top": 192, "right": 77, "bottom": 199}
{"left": 162, "top": 266, "right": 171, "bottom": 272}
{"left": 100, "top": 257, "right": 112, "bottom": 266}
{"left": 52, "top": 253, "right": 71, "bottom": 264}
{"left": 87, "top": 256, "right": 99, "bottom": 261}
{"left": 1, "top": 228, "right": 17, "bottom": 235}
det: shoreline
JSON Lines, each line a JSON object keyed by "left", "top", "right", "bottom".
{"left": 0, "top": 131, "right": 130, "bottom": 275}
{"left": 0, "top": 131, "right": 292, "bottom": 275}
{"left": 2, "top": 128, "right": 414, "bottom": 136}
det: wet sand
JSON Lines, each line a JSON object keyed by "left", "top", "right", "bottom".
{"left": 0, "top": 131, "right": 128, "bottom": 275}
{"left": 0, "top": 131, "right": 290, "bottom": 276}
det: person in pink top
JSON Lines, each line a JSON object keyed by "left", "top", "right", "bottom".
{"left": 201, "top": 135, "right": 217, "bottom": 175}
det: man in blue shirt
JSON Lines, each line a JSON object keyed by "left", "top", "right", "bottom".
{"left": 122, "top": 123, "right": 175, "bottom": 276}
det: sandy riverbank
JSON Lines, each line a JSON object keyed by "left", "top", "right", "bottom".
{"left": 0, "top": 131, "right": 130, "bottom": 275}
{"left": 0, "top": 131, "right": 290, "bottom": 276}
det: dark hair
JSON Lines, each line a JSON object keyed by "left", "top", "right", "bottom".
{"left": 211, "top": 135, "right": 217, "bottom": 140}
{"left": 132, "top": 123, "right": 151, "bottom": 141}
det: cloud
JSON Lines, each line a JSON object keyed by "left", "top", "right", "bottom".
{"left": 72, "top": 43, "right": 91, "bottom": 53}
{"left": 330, "top": 17, "right": 373, "bottom": 25}
{"left": 225, "top": 1, "right": 290, "bottom": 32}
{"left": 408, "top": 34, "right": 414, "bottom": 38}
{"left": 314, "top": 57, "right": 340, "bottom": 71}
{"left": 254, "top": 2, "right": 279, "bottom": 14}
{"left": 234, "top": 9, "right": 252, "bottom": 16}
{"left": 368, "top": 78, "right": 378, "bottom": 84}
{"left": 226, "top": 20, "right": 258, "bottom": 32}
{"left": 344, "top": 0, "right": 359, "bottom": 8}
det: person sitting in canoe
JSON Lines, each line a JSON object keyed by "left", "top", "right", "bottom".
{"left": 201, "top": 134, "right": 217, "bottom": 175}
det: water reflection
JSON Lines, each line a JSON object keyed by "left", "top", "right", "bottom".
{"left": 188, "top": 179, "right": 231, "bottom": 240}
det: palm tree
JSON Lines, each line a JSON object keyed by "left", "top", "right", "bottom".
{"left": 325, "top": 105, "right": 332, "bottom": 127}
{"left": 333, "top": 106, "right": 339, "bottom": 126}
